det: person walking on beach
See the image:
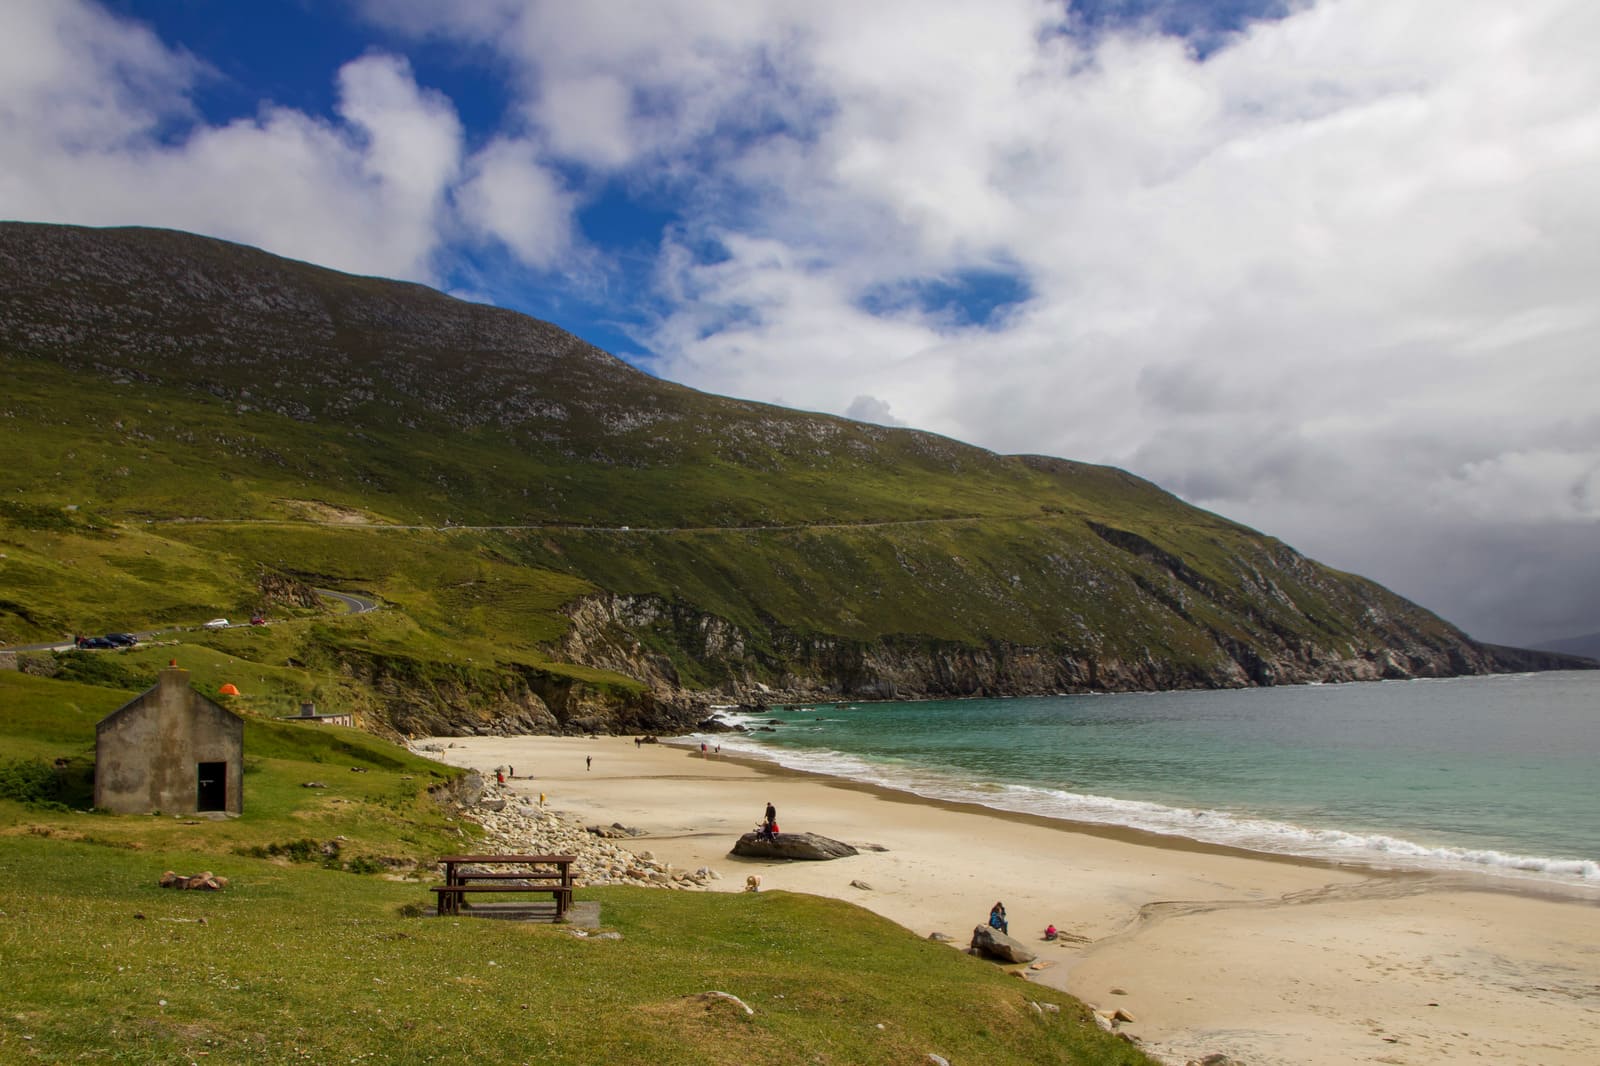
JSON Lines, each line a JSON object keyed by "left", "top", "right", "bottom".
{"left": 586, "top": 755, "right": 592, "bottom": 771}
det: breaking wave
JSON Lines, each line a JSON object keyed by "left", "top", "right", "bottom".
{"left": 681, "top": 718, "right": 1600, "bottom": 886}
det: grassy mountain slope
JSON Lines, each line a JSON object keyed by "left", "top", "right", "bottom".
{"left": 1, "top": 222, "right": 1584, "bottom": 731}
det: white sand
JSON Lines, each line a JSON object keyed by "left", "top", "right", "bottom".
{"left": 422, "top": 734, "right": 1600, "bottom": 1066}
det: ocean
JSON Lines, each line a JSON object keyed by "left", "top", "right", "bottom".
{"left": 700, "top": 671, "right": 1600, "bottom": 885}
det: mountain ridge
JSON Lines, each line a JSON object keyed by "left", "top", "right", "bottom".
{"left": 0, "top": 221, "right": 1588, "bottom": 734}
{"left": 1528, "top": 631, "right": 1600, "bottom": 662}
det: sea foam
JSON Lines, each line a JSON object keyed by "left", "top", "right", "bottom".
{"left": 686, "top": 721, "right": 1600, "bottom": 886}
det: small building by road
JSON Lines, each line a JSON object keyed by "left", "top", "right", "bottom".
{"left": 280, "top": 701, "right": 355, "bottom": 728}
{"left": 94, "top": 662, "right": 243, "bottom": 815}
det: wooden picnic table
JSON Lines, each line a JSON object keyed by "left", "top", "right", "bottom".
{"left": 431, "top": 854, "right": 577, "bottom": 917}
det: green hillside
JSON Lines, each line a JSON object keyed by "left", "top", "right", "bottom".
{"left": 0, "top": 222, "right": 1583, "bottom": 734}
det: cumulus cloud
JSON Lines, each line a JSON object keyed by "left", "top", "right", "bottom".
{"left": 845, "top": 395, "right": 905, "bottom": 427}
{"left": 0, "top": 0, "right": 200, "bottom": 148}
{"left": 456, "top": 137, "right": 575, "bottom": 268}
{"left": 0, "top": 0, "right": 578, "bottom": 282}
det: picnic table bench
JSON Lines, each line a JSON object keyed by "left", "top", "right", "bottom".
{"left": 431, "top": 854, "right": 577, "bottom": 918}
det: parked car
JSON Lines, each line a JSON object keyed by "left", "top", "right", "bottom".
{"left": 78, "top": 636, "right": 116, "bottom": 649}
{"left": 249, "top": 615, "right": 266, "bottom": 626}
{"left": 105, "top": 632, "right": 139, "bottom": 646}
{"left": 203, "top": 618, "right": 230, "bottom": 629}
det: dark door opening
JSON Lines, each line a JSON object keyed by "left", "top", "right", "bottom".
{"left": 197, "top": 761, "right": 226, "bottom": 811}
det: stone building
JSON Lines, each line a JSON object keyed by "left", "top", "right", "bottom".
{"left": 280, "top": 700, "right": 355, "bottom": 728}
{"left": 94, "top": 662, "right": 244, "bottom": 815}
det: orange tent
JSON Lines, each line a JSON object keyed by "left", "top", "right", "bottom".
{"left": 218, "top": 683, "right": 240, "bottom": 696}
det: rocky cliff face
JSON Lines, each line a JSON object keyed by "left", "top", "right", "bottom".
{"left": 324, "top": 645, "right": 710, "bottom": 740}
{"left": 558, "top": 591, "right": 1557, "bottom": 708}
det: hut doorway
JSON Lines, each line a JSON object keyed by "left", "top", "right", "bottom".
{"left": 196, "top": 762, "right": 227, "bottom": 812}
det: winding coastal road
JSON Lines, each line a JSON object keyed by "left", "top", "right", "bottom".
{"left": 313, "top": 588, "right": 380, "bottom": 615}
{"left": 0, "top": 588, "right": 380, "bottom": 653}
{"left": 143, "top": 513, "right": 1014, "bottom": 536}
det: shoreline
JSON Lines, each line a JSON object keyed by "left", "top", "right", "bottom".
{"left": 626, "top": 735, "right": 1598, "bottom": 902}
{"left": 672, "top": 738, "right": 1600, "bottom": 905}
{"left": 420, "top": 734, "right": 1600, "bottom": 1066}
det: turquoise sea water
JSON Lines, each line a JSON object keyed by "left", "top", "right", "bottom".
{"left": 698, "top": 671, "right": 1600, "bottom": 885}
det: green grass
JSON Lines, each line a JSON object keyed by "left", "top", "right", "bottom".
{"left": 0, "top": 668, "right": 1154, "bottom": 1066}
{"left": 0, "top": 840, "right": 1151, "bottom": 1066}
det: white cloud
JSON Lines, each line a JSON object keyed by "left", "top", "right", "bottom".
{"left": 456, "top": 137, "right": 575, "bottom": 267}
{"left": 845, "top": 395, "right": 905, "bottom": 427}
{"left": 0, "top": 2, "right": 580, "bottom": 283}
{"left": 126, "top": 52, "right": 466, "bottom": 280}
{"left": 0, "top": 0, "right": 200, "bottom": 148}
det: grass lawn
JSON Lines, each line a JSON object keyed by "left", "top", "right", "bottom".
{"left": 0, "top": 671, "right": 1155, "bottom": 1065}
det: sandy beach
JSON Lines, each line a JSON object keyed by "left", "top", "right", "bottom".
{"left": 421, "top": 734, "right": 1600, "bottom": 1066}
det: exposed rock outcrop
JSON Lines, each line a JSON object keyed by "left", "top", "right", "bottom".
{"left": 556, "top": 590, "right": 1589, "bottom": 710}
{"left": 730, "top": 831, "right": 859, "bottom": 861}
{"left": 318, "top": 644, "right": 709, "bottom": 739}
{"left": 970, "top": 924, "right": 1037, "bottom": 964}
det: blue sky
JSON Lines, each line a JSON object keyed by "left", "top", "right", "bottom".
{"left": 3, "top": 0, "right": 1598, "bottom": 646}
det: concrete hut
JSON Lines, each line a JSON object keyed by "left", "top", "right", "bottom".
{"left": 94, "top": 662, "right": 244, "bottom": 815}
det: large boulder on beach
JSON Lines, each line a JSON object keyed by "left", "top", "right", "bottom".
{"left": 970, "top": 925, "right": 1037, "bottom": 964}
{"left": 730, "top": 831, "right": 859, "bottom": 860}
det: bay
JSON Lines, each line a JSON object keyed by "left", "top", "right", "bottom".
{"left": 706, "top": 671, "right": 1600, "bottom": 884}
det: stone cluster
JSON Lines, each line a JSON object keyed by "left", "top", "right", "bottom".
{"left": 159, "top": 870, "right": 229, "bottom": 890}
{"left": 464, "top": 782, "right": 721, "bottom": 891}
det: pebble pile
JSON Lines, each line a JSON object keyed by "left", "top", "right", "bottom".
{"left": 466, "top": 782, "right": 723, "bottom": 891}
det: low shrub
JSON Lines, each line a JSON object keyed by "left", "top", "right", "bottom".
{"left": 0, "top": 757, "right": 70, "bottom": 808}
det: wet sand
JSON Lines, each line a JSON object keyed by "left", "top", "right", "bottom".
{"left": 420, "top": 734, "right": 1600, "bottom": 1066}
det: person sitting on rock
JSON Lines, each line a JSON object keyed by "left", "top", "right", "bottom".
{"left": 989, "top": 902, "right": 1009, "bottom": 934}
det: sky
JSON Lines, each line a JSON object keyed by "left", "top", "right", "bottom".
{"left": 2, "top": 0, "right": 1596, "bottom": 646}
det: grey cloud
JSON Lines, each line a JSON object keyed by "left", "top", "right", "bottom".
{"left": 844, "top": 395, "right": 904, "bottom": 426}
